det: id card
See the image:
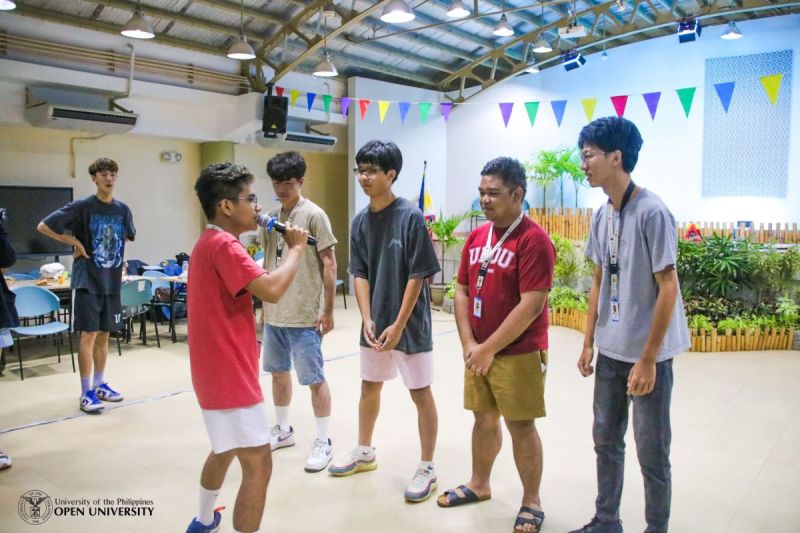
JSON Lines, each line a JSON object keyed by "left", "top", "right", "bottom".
{"left": 473, "top": 297, "right": 482, "bottom": 318}
{"left": 610, "top": 298, "right": 621, "bottom": 322}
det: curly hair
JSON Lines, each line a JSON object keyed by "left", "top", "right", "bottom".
{"left": 267, "top": 151, "right": 306, "bottom": 182}
{"left": 88, "top": 157, "right": 118, "bottom": 176}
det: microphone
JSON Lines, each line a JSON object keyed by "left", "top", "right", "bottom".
{"left": 257, "top": 214, "right": 317, "bottom": 246}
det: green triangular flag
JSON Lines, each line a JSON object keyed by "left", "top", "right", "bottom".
{"left": 418, "top": 102, "right": 432, "bottom": 124}
{"left": 524, "top": 102, "right": 540, "bottom": 127}
{"left": 676, "top": 87, "right": 696, "bottom": 118}
{"left": 322, "top": 94, "right": 332, "bottom": 113}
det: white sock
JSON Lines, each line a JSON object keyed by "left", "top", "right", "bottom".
{"left": 315, "top": 416, "right": 330, "bottom": 442}
{"left": 275, "top": 405, "right": 290, "bottom": 432}
{"left": 197, "top": 486, "right": 219, "bottom": 526}
{"left": 419, "top": 460, "right": 434, "bottom": 470}
{"left": 356, "top": 445, "right": 374, "bottom": 457}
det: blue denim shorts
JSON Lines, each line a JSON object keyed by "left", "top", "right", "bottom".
{"left": 262, "top": 324, "right": 325, "bottom": 386}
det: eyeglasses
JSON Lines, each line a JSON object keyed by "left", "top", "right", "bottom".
{"left": 235, "top": 193, "right": 258, "bottom": 204}
{"left": 579, "top": 150, "right": 609, "bottom": 163}
{"left": 353, "top": 167, "right": 381, "bottom": 179}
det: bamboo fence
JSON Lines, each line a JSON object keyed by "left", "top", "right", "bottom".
{"left": 529, "top": 208, "right": 593, "bottom": 241}
{"left": 549, "top": 308, "right": 588, "bottom": 333}
{"left": 689, "top": 327, "right": 796, "bottom": 352}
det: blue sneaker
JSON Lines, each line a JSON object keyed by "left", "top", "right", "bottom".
{"left": 94, "top": 382, "right": 124, "bottom": 402}
{"left": 80, "top": 390, "right": 104, "bottom": 413}
{"left": 186, "top": 508, "right": 223, "bottom": 533}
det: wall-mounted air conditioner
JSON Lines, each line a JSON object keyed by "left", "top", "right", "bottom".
{"left": 257, "top": 131, "right": 337, "bottom": 150}
{"left": 25, "top": 103, "right": 139, "bottom": 134}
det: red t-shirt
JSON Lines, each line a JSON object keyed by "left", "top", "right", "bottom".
{"left": 457, "top": 216, "right": 555, "bottom": 355}
{"left": 187, "top": 228, "right": 266, "bottom": 410}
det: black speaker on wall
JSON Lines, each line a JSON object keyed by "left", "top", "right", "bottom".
{"left": 262, "top": 95, "right": 288, "bottom": 136}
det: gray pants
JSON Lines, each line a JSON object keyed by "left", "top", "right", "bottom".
{"left": 593, "top": 354, "right": 673, "bottom": 533}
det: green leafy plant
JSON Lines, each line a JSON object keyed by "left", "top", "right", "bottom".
{"left": 427, "top": 209, "right": 477, "bottom": 284}
{"left": 678, "top": 234, "right": 754, "bottom": 299}
{"left": 550, "top": 233, "right": 582, "bottom": 287}
{"left": 524, "top": 147, "right": 587, "bottom": 208}
{"left": 775, "top": 296, "right": 799, "bottom": 327}
{"left": 687, "top": 314, "right": 713, "bottom": 333}
{"left": 549, "top": 285, "right": 588, "bottom": 312}
{"left": 444, "top": 276, "right": 457, "bottom": 300}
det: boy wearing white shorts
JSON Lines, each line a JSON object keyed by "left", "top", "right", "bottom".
{"left": 328, "top": 140, "right": 441, "bottom": 504}
{"left": 186, "top": 163, "right": 308, "bottom": 533}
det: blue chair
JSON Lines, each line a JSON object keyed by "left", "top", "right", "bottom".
{"left": 143, "top": 271, "right": 172, "bottom": 320}
{"left": 114, "top": 279, "right": 160, "bottom": 354}
{"left": 336, "top": 279, "right": 347, "bottom": 309}
{"left": 6, "top": 272, "right": 36, "bottom": 281}
{"left": 10, "top": 285, "right": 74, "bottom": 380}
{"left": 26, "top": 269, "right": 42, "bottom": 279}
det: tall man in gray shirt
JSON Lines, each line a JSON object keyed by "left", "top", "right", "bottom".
{"left": 570, "top": 117, "right": 690, "bottom": 533}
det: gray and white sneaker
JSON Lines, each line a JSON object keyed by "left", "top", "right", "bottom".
{"left": 270, "top": 425, "right": 295, "bottom": 451}
{"left": 305, "top": 438, "right": 333, "bottom": 473}
{"left": 404, "top": 465, "right": 438, "bottom": 503}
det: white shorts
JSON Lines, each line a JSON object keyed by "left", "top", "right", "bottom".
{"left": 201, "top": 402, "right": 271, "bottom": 454}
{"left": 359, "top": 347, "right": 434, "bottom": 390}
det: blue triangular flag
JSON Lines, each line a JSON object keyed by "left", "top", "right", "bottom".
{"left": 306, "top": 92, "right": 317, "bottom": 112}
{"left": 713, "top": 82, "right": 735, "bottom": 113}
{"left": 398, "top": 102, "right": 411, "bottom": 124}
{"left": 551, "top": 100, "right": 567, "bottom": 127}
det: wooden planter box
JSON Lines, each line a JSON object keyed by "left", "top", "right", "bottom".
{"left": 689, "top": 327, "right": 796, "bottom": 352}
{"left": 549, "top": 307, "right": 587, "bottom": 333}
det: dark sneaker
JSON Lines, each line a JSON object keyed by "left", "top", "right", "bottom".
{"left": 569, "top": 517, "right": 623, "bottom": 533}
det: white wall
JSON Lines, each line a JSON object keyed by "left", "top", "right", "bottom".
{"left": 446, "top": 14, "right": 800, "bottom": 224}
{"left": 346, "top": 77, "right": 448, "bottom": 220}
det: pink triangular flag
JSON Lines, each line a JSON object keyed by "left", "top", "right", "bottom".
{"left": 610, "top": 95, "right": 628, "bottom": 117}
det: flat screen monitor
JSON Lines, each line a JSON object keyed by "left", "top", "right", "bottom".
{"left": 0, "top": 185, "right": 74, "bottom": 256}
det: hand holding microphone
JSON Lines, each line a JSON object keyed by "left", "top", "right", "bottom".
{"left": 257, "top": 214, "right": 316, "bottom": 246}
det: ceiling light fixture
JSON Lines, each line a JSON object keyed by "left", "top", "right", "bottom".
{"left": 381, "top": 0, "right": 415, "bottom": 23}
{"left": 600, "top": 16, "right": 608, "bottom": 60}
{"left": 525, "top": 65, "right": 540, "bottom": 74}
{"left": 121, "top": 1, "right": 155, "bottom": 39}
{"left": 0, "top": 1, "right": 17, "bottom": 11}
{"left": 493, "top": 14, "right": 514, "bottom": 37}
{"left": 227, "top": 0, "right": 256, "bottom": 60}
{"left": 313, "top": 12, "right": 337, "bottom": 77}
{"left": 616, "top": 0, "right": 626, "bottom": 12}
{"left": 533, "top": 37, "right": 552, "bottom": 53}
{"left": 446, "top": 0, "right": 470, "bottom": 18}
{"left": 721, "top": 21, "right": 742, "bottom": 40}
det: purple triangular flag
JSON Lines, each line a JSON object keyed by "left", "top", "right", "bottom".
{"left": 398, "top": 102, "right": 411, "bottom": 124}
{"left": 551, "top": 100, "right": 567, "bottom": 127}
{"left": 341, "top": 97, "right": 352, "bottom": 117}
{"left": 642, "top": 92, "right": 661, "bottom": 120}
{"left": 714, "top": 81, "right": 735, "bottom": 113}
{"left": 441, "top": 102, "right": 453, "bottom": 122}
{"left": 499, "top": 103, "right": 514, "bottom": 127}
{"left": 306, "top": 92, "right": 316, "bottom": 112}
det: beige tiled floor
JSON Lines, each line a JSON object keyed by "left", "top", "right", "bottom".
{"left": 1, "top": 300, "right": 799, "bottom": 533}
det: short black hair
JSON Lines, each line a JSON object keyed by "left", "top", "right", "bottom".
{"left": 267, "top": 151, "right": 306, "bottom": 182}
{"left": 578, "top": 116, "right": 643, "bottom": 173}
{"left": 480, "top": 157, "right": 527, "bottom": 198}
{"left": 194, "top": 162, "right": 254, "bottom": 220}
{"left": 355, "top": 140, "right": 403, "bottom": 183}
{"left": 88, "top": 157, "right": 118, "bottom": 175}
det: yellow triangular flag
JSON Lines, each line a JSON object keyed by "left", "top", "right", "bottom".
{"left": 581, "top": 98, "right": 597, "bottom": 122}
{"left": 290, "top": 89, "right": 300, "bottom": 107}
{"left": 760, "top": 73, "right": 783, "bottom": 106}
{"left": 378, "top": 101, "right": 391, "bottom": 123}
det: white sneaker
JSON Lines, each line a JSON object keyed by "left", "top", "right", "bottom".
{"left": 270, "top": 425, "right": 295, "bottom": 451}
{"left": 305, "top": 438, "right": 333, "bottom": 473}
{"left": 328, "top": 446, "right": 377, "bottom": 476}
{"left": 404, "top": 465, "right": 438, "bottom": 502}
{"left": 0, "top": 450, "right": 12, "bottom": 471}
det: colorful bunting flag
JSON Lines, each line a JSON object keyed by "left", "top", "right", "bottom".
{"left": 306, "top": 92, "right": 316, "bottom": 112}
{"left": 524, "top": 102, "right": 540, "bottom": 127}
{"left": 441, "top": 102, "right": 453, "bottom": 122}
{"left": 322, "top": 94, "right": 332, "bottom": 113}
{"left": 398, "top": 102, "right": 411, "bottom": 124}
{"left": 340, "top": 97, "right": 352, "bottom": 117}
{"left": 642, "top": 92, "right": 661, "bottom": 120}
{"left": 418, "top": 162, "right": 435, "bottom": 222}
{"left": 676, "top": 87, "right": 696, "bottom": 118}
{"left": 713, "top": 82, "right": 735, "bottom": 113}
{"left": 499, "top": 103, "right": 514, "bottom": 127}
{"left": 378, "top": 101, "right": 390, "bottom": 123}
{"left": 610, "top": 95, "right": 628, "bottom": 118}
{"left": 760, "top": 73, "right": 783, "bottom": 106}
{"left": 359, "top": 99, "right": 371, "bottom": 120}
{"left": 581, "top": 98, "right": 597, "bottom": 122}
{"left": 276, "top": 86, "right": 285, "bottom": 97}
{"left": 419, "top": 102, "right": 432, "bottom": 124}
{"left": 551, "top": 100, "right": 567, "bottom": 127}
{"left": 290, "top": 89, "right": 300, "bottom": 107}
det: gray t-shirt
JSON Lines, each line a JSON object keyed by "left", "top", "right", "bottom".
{"left": 258, "top": 198, "right": 337, "bottom": 327}
{"left": 349, "top": 197, "right": 441, "bottom": 354}
{"left": 585, "top": 189, "right": 690, "bottom": 363}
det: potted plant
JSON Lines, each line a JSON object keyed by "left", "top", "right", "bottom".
{"left": 441, "top": 276, "right": 457, "bottom": 314}
{"left": 427, "top": 209, "right": 475, "bottom": 305}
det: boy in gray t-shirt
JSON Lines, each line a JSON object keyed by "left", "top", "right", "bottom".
{"left": 570, "top": 118, "right": 690, "bottom": 533}
{"left": 328, "top": 140, "right": 441, "bottom": 504}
